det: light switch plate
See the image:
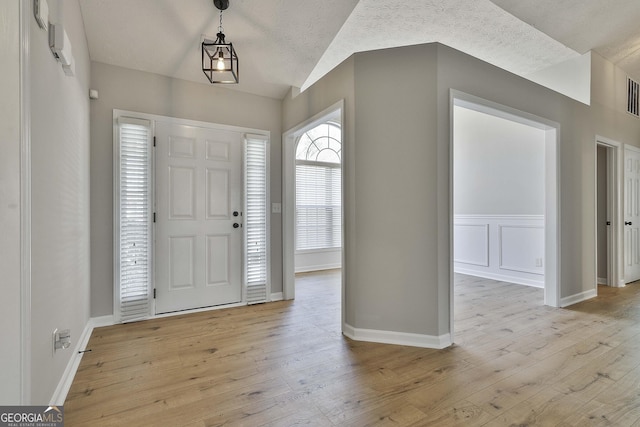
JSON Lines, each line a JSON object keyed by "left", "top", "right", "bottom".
{"left": 35, "top": 0, "right": 49, "bottom": 30}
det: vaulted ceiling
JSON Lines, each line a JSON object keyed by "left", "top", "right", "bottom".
{"left": 78, "top": 0, "right": 640, "bottom": 100}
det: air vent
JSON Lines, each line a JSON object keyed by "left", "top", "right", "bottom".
{"left": 627, "top": 77, "right": 639, "bottom": 117}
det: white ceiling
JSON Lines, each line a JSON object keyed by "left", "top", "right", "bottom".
{"left": 78, "top": 0, "right": 640, "bottom": 100}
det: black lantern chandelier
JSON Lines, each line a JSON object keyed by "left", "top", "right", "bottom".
{"left": 202, "top": 0, "right": 239, "bottom": 84}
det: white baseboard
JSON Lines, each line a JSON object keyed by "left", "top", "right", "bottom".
{"left": 599, "top": 278, "right": 626, "bottom": 288}
{"left": 343, "top": 323, "right": 451, "bottom": 349}
{"left": 560, "top": 288, "right": 598, "bottom": 308}
{"left": 50, "top": 315, "right": 115, "bottom": 405}
{"left": 91, "top": 315, "right": 115, "bottom": 328}
{"left": 270, "top": 292, "right": 283, "bottom": 302}
{"left": 454, "top": 267, "right": 544, "bottom": 288}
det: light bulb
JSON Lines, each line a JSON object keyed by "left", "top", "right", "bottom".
{"left": 216, "top": 52, "right": 225, "bottom": 71}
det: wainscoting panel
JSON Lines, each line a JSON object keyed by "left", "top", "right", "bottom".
{"left": 454, "top": 215, "right": 544, "bottom": 287}
{"left": 499, "top": 225, "right": 544, "bottom": 275}
{"left": 453, "top": 224, "right": 489, "bottom": 266}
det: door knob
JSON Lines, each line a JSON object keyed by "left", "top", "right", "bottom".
{"left": 626, "top": 221, "right": 633, "bottom": 225}
{"left": 233, "top": 223, "right": 240, "bottom": 228}
{"left": 233, "top": 211, "right": 239, "bottom": 217}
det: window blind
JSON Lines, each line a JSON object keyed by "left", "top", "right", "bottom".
{"left": 628, "top": 77, "right": 640, "bottom": 117}
{"left": 116, "top": 117, "right": 153, "bottom": 322}
{"left": 295, "top": 162, "right": 342, "bottom": 250}
{"left": 245, "top": 135, "right": 269, "bottom": 304}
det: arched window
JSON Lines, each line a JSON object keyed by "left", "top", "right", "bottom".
{"left": 295, "top": 122, "right": 342, "bottom": 251}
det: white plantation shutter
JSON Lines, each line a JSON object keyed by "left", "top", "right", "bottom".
{"left": 245, "top": 135, "right": 269, "bottom": 304}
{"left": 115, "top": 117, "right": 153, "bottom": 322}
{"left": 295, "top": 162, "right": 342, "bottom": 250}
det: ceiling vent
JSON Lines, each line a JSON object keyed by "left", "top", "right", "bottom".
{"left": 627, "top": 77, "right": 639, "bottom": 117}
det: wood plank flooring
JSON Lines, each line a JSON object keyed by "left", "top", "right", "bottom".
{"left": 65, "top": 272, "right": 640, "bottom": 426}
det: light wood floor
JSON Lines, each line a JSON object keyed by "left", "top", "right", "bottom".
{"left": 65, "top": 272, "right": 640, "bottom": 426}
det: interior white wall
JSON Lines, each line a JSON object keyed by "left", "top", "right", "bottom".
{"left": 0, "top": 0, "right": 24, "bottom": 405}
{"left": 525, "top": 52, "right": 591, "bottom": 106}
{"left": 452, "top": 104, "right": 546, "bottom": 288}
{"left": 29, "top": 0, "right": 91, "bottom": 403}
{"left": 453, "top": 105, "right": 545, "bottom": 215}
{"left": 89, "top": 62, "right": 282, "bottom": 317}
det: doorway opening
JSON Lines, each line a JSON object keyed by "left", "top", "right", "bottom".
{"left": 595, "top": 138, "right": 622, "bottom": 288}
{"left": 450, "top": 92, "right": 560, "bottom": 343}
{"left": 282, "top": 101, "right": 344, "bottom": 329}
{"left": 293, "top": 119, "right": 342, "bottom": 273}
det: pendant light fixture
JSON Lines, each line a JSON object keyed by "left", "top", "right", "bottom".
{"left": 202, "top": 0, "right": 239, "bottom": 84}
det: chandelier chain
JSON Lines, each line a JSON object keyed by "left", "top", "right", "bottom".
{"left": 219, "top": 9, "right": 224, "bottom": 33}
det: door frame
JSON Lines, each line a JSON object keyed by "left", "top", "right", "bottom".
{"left": 282, "top": 100, "right": 345, "bottom": 320}
{"left": 595, "top": 136, "right": 623, "bottom": 288}
{"left": 19, "top": 0, "right": 32, "bottom": 404}
{"left": 450, "top": 90, "right": 561, "bottom": 343}
{"left": 622, "top": 143, "right": 640, "bottom": 284}
{"left": 113, "top": 109, "right": 270, "bottom": 319}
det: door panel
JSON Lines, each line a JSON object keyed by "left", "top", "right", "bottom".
{"left": 169, "top": 166, "right": 196, "bottom": 218}
{"left": 624, "top": 147, "right": 640, "bottom": 283}
{"left": 169, "top": 235, "right": 195, "bottom": 289}
{"left": 155, "top": 122, "right": 243, "bottom": 313}
{"left": 207, "top": 168, "right": 229, "bottom": 218}
{"left": 206, "top": 234, "right": 230, "bottom": 285}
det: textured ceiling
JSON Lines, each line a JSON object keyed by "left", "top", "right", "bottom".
{"left": 78, "top": 0, "right": 360, "bottom": 99}
{"left": 490, "top": 0, "right": 640, "bottom": 81}
{"left": 78, "top": 0, "right": 640, "bottom": 100}
{"left": 302, "top": 0, "right": 580, "bottom": 91}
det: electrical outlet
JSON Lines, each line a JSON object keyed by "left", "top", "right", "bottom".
{"left": 272, "top": 203, "right": 282, "bottom": 214}
{"left": 53, "top": 328, "right": 71, "bottom": 352}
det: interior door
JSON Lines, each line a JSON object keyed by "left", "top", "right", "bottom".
{"left": 155, "top": 121, "right": 243, "bottom": 313}
{"left": 624, "top": 146, "right": 640, "bottom": 283}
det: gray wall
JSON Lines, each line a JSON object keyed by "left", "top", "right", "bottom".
{"left": 284, "top": 42, "right": 640, "bottom": 341}
{"left": 29, "top": 0, "right": 91, "bottom": 403}
{"left": 90, "top": 62, "right": 282, "bottom": 317}
{"left": 453, "top": 105, "right": 545, "bottom": 216}
{"left": 0, "top": 0, "right": 23, "bottom": 405}
{"left": 597, "top": 145, "right": 608, "bottom": 280}
{"left": 353, "top": 45, "right": 441, "bottom": 335}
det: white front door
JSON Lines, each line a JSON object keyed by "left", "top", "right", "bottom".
{"left": 155, "top": 121, "right": 243, "bottom": 313}
{"left": 624, "top": 146, "right": 640, "bottom": 283}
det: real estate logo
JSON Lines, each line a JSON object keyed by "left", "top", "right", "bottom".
{"left": 0, "top": 406, "right": 63, "bottom": 427}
